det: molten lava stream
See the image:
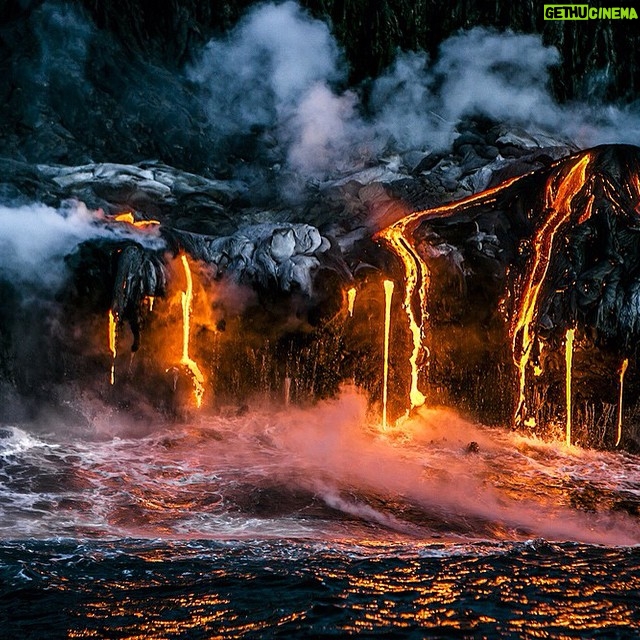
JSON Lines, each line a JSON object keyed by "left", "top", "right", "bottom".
{"left": 376, "top": 173, "right": 529, "bottom": 415}
{"left": 565, "top": 328, "right": 575, "bottom": 446}
{"left": 379, "top": 229, "right": 427, "bottom": 411}
{"left": 179, "top": 255, "right": 205, "bottom": 408}
{"left": 114, "top": 211, "right": 160, "bottom": 228}
{"left": 616, "top": 358, "right": 629, "bottom": 447}
{"left": 108, "top": 309, "right": 117, "bottom": 385}
{"left": 511, "top": 153, "right": 591, "bottom": 428}
{"left": 382, "top": 280, "right": 394, "bottom": 430}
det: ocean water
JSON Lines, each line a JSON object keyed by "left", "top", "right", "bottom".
{"left": 1, "top": 389, "right": 639, "bottom": 638}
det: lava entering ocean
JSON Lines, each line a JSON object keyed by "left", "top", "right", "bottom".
{"left": 377, "top": 145, "right": 640, "bottom": 448}
{"left": 3, "top": 145, "right": 640, "bottom": 454}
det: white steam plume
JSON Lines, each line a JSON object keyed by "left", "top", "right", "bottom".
{"left": 190, "top": 4, "right": 640, "bottom": 180}
{"left": 0, "top": 201, "right": 162, "bottom": 290}
{"left": 187, "top": 1, "right": 345, "bottom": 136}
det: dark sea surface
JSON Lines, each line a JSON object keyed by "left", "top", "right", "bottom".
{"left": 1, "top": 390, "right": 640, "bottom": 638}
{"left": 2, "top": 538, "right": 640, "bottom": 639}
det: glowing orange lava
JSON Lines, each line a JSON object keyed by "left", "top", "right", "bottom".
{"left": 381, "top": 228, "right": 427, "bottom": 410}
{"left": 179, "top": 255, "right": 205, "bottom": 408}
{"left": 347, "top": 287, "right": 357, "bottom": 317}
{"left": 616, "top": 358, "right": 629, "bottom": 447}
{"left": 114, "top": 212, "right": 160, "bottom": 228}
{"left": 565, "top": 328, "right": 575, "bottom": 446}
{"left": 108, "top": 309, "right": 117, "bottom": 385}
{"left": 377, "top": 173, "right": 528, "bottom": 414}
{"left": 511, "top": 154, "right": 591, "bottom": 427}
{"left": 382, "top": 279, "right": 394, "bottom": 430}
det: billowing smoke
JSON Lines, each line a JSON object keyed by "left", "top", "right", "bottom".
{"left": 189, "top": 3, "right": 640, "bottom": 179}
{"left": 369, "top": 29, "right": 565, "bottom": 150}
{"left": 8, "top": 1, "right": 640, "bottom": 184}
{"left": 187, "top": 1, "right": 345, "bottom": 136}
{"left": 0, "top": 202, "right": 164, "bottom": 291}
{"left": 0, "top": 202, "right": 107, "bottom": 290}
{"left": 186, "top": 1, "right": 368, "bottom": 177}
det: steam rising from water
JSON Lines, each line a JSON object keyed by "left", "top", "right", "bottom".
{"left": 2, "top": 388, "right": 639, "bottom": 545}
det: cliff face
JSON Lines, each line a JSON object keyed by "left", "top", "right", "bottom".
{"left": 1, "top": 0, "right": 639, "bottom": 449}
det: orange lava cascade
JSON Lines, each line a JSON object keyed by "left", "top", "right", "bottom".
{"left": 377, "top": 173, "right": 529, "bottom": 414}
{"left": 565, "top": 328, "right": 575, "bottom": 446}
{"left": 381, "top": 229, "right": 428, "bottom": 410}
{"left": 179, "top": 255, "right": 205, "bottom": 408}
{"left": 616, "top": 358, "right": 629, "bottom": 447}
{"left": 108, "top": 309, "right": 117, "bottom": 385}
{"left": 347, "top": 287, "right": 357, "bottom": 317}
{"left": 114, "top": 212, "right": 160, "bottom": 228}
{"left": 382, "top": 280, "right": 394, "bottom": 430}
{"left": 511, "top": 154, "right": 591, "bottom": 427}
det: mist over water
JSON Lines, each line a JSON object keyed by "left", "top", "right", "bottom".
{"left": 1, "top": 387, "right": 638, "bottom": 546}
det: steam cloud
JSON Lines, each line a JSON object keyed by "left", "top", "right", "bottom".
{"left": 189, "top": 1, "right": 640, "bottom": 179}
{"left": 0, "top": 202, "right": 164, "bottom": 291}
{"left": 10, "top": 1, "right": 640, "bottom": 183}
{"left": 0, "top": 202, "right": 107, "bottom": 290}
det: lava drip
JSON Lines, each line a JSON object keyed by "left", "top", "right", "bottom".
{"left": 179, "top": 255, "right": 205, "bottom": 408}
{"left": 565, "top": 328, "right": 575, "bottom": 446}
{"left": 347, "top": 287, "right": 357, "bottom": 317}
{"left": 108, "top": 309, "right": 117, "bottom": 385}
{"left": 616, "top": 358, "right": 629, "bottom": 447}
{"left": 382, "top": 280, "right": 394, "bottom": 430}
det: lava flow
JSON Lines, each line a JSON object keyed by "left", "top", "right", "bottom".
{"left": 114, "top": 212, "right": 161, "bottom": 228}
{"left": 511, "top": 153, "right": 591, "bottom": 427}
{"left": 616, "top": 358, "right": 629, "bottom": 447}
{"left": 376, "top": 173, "right": 528, "bottom": 415}
{"left": 565, "top": 328, "right": 575, "bottom": 446}
{"left": 108, "top": 309, "right": 117, "bottom": 385}
{"left": 179, "top": 255, "right": 205, "bottom": 408}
